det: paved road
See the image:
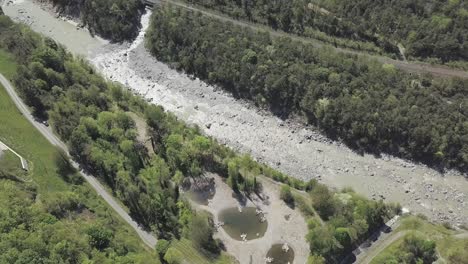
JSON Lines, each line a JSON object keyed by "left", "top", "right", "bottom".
{"left": 155, "top": 0, "right": 468, "bottom": 79}
{"left": 0, "top": 73, "right": 157, "bottom": 248}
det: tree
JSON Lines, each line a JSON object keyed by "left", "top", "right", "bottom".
{"left": 307, "top": 226, "right": 342, "bottom": 261}
{"left": 310, "top": 184, "right": 336, "bottom": 220}
{"left": 44, "top": 191, "right": 82, "bottom": 218}
{"left": 190, "top": 214, "right": 220, "bottom": 254}
{"left": 307, "top": 254, "right": 326, "bottom": 264}
{"left": 155, "top": 239, "right": 170, "bottom": 258}
{"left": 54, "top": 148, "right": 82, "bottom": 184}
{"left": 400, "top": 234, "right": 437, "bottom": 264}
{"left": 86, "top": 225, "right": 113, "bottom": 250}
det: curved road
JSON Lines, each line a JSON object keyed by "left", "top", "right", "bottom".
{"left": 155, "top": 0, "right": 468, "bottom": 79}
{"left": 0, "top": 73, "right": 157, "bottom": 248}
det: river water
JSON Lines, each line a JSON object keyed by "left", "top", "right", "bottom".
{"left": 3, "top": 0, "right": 467, "bottom": 227}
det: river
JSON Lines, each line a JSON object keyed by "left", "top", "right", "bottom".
{"left": 3, "top": 0, "right": 467, "bottom": 226}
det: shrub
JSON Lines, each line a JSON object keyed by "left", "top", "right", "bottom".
{"left": 280, "top": 185, "right": 295, "bottom": 207}
{"left": 155, "top": 239, "right": 170, "bottom": 257}
{"left": 86, "top": 225, "right": 113, "bottom": 250}
{"left": 164, "top": 247, "right": 184, "bottom": 264}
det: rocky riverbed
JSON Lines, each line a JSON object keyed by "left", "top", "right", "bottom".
{"left": 3, "top": 0, "right": 468, "bottom": 227}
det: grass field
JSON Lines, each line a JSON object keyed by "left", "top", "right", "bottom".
{"left": 0, "top": 149, "right": 27, "bottom": 178}
{"left": 371, "top": 215, "right": 468, "bottom": 264}
{"left": 0, "top": 49, "right": 155, "bottom": 255}
{"left": 0, "top": 50, "right": 16, "bottom": 78}
{"left": 0, "top": 52, "right": 68, "bottom": 194}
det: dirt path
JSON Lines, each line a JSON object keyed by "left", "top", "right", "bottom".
{"left": 154, "top": 0, "right": 468, "bottom": 79}
{"left": 454, "top": 232, "right": 468, "bottom": 239}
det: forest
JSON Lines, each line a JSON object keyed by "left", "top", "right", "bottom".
{"left": 48, "top": 0, "right": 144, "bottom": 42}
{"left": 145, "top": 5, "right": 468, "bottom": 173}
{"left": 0, "top": 177, "right": 158, "bottom": 263}
{"left": 0, "top": 12, "right": 400, "bottom": 263}
{"left": 184, "top": 0, "right": 468, "bottom": 62}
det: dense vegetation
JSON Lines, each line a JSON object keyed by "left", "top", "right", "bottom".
{"left": 0, "top": 179, "right": 158, "bottom": 263}
{"left": 146, "top": 6, "right": 468, "bottom": 173}
{"left": 184, "top": 0, "right": 468, "bottom": 62}
{"left": 372, "top": 215, "right": 468, "bottom": 264}
{"left": 0, "top": 53, "right": 157, "bottom": 263}
{"left": 49, "top": 0, "right": 144, "bottom": 42}
{"left": 0, "top": 13, "right": 400, "bottom": 262}
{"left": 316, "top": 0, "right": 468, "bottom": 62}
{"left": 284, "top": 182, "right": 399, "bottom": 263}
{"left": 184, "top": 0, "right": 390, "bottom": 55}
{"left": 373, "top": 233, "right": 437, "bottom": 264}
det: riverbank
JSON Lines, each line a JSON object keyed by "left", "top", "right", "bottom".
{"left": 3, "top": 0, "right": 467, "bottom": 228}
{"left": 2, "top": 0, "right": 106, "bottom": 56}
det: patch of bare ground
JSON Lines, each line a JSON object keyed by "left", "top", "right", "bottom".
{"left": 127, "top": 112, "right": 154, "bottom": 154}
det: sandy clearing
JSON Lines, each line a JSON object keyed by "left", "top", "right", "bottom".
{"left": 189, "top": 174, "right": 310, "bottom": 264}
{"left": 3, "top": 0, "right": 467, "bottom": 227}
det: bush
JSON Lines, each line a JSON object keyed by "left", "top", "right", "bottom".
{"left": 398, "top": 233, "right": 437, "bottom": 264}
{"left": 86, "top": 225, "right": 113, "bottom": 250}
{"left": 307, "top": 219, "right": 320, "bottom": 229}
{"left": 295, "top": 195, "right": 314, "bottom": 217}
{"left": 190, "top": 214, "right": 220, "bottom": 254}
{"left": 155, "top": 239, "right": 170, "bottom": 257}
{"left": 280, "top": 185, "right": 294, "bottom": 207}
{"left": 164, "top": 247, "right": 184, "bottom": 264}
{"left": 44, "top": 191, "right": 82, "bottom": 218}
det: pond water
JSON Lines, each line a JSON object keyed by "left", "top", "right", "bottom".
{"left": 218, "top": 207, "right": 267, "bottom": 241}
{"left": 266, "top": 243, "right": 295, "bottom": 264}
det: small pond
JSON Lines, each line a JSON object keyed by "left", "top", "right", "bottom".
{"left": 218, "top": 207, "right": 268, "bottom": 241}
{"left": 266, "top": 243, "right": 295, "bottom": 264}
